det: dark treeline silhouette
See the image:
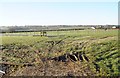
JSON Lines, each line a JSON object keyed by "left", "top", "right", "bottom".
{"left": 0, "top": 25, "right": 118, "bottom": 33}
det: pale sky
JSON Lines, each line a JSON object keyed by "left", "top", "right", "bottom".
{"left": 0, "top": 0, "right": 119, "bottom": 26}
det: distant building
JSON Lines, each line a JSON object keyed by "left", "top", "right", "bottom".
{"left": 91, "top": 27, "right": 96, "bottom": 29}
{"left": 112, "top": 26, "right": 116, "bottom": 29}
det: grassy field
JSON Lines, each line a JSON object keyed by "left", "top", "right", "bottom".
{"left": 0, "top": 29, "right": 119, "bottom": 76}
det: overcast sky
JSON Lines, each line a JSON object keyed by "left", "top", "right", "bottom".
{"left": 0, "top": 0, "right": 119, "bottom": 26}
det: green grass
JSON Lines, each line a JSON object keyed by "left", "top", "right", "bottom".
{"left": 1, "top": 36, "right": 48, "bottom": 45}
{"left": 86, "top": 40, "right": 119, "bottom": 76}
{"left": 1, "top": 29, "right": 119, "bottom": 76}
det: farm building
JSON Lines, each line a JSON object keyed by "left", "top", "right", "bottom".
{"left": 112, "top": 26, "right": 116, "bottom": 29}
{"left": 91, "top": 27, "right": 96, "bottom": 29}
